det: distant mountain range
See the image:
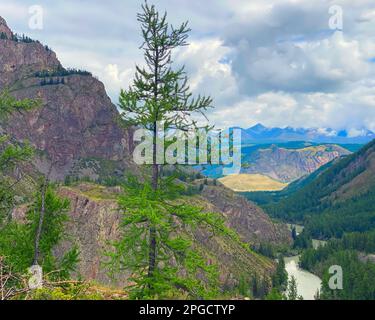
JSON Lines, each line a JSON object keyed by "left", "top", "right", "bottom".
{"left": 236, "top": 123, "right": 375, "bottom": 144}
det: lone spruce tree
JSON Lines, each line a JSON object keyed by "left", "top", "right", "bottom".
{"left": 107, "top": 2, "right": 236, "bottom": 299}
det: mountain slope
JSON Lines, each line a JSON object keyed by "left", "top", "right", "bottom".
{"left": 201, "top": 143, "right": 350, "bottom": 183}
{"left": 266, "top": 139, "right": 375, "bottom": 238}
{"left": 0, "top": 17, "right": 134, "bottom": 181}
{"left": 12, "top": 182, "right": 289, "bottom": 288}
{"left": 241, "top": 144, "right": 350, "bottom": 182}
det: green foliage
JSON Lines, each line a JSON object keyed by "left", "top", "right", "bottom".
{"left": 251, "top": 273, "right": 269, "bottom": 299}
{"left": 0, "top": 137, "right": 34, "bottom": 173}
{"left": 118, "top": 2, "right": 212, "bottom": 131}
{"left": 265, "top": 287, "right": 284, "bottom": 300}
{"left": 0, "top": 187, "right": 78, "bottom": 279}
{"left": 300, "top": 231, "right": 375, "bottom": 300}
{"left": 63, "top": 175, "right": 95, "bottom": 186}
{"left": 105, "top": 175, "right": 233, "bottom": 299}
{"left": 293, "top": 230, "right": 312, "bottom": 249}
{"left": 303, "top": 190, "right": 375, "bottom": 238}
{"left": 0, "top": 87, "right": 77, "bottom": 296}
{"left": 0, "top": 136, "right": 34, "bottom": 223}
{"left": 253, "top": 242, "right": 276, "bottom": 258}
{"left": 29, "top": 283, "right": 103, "bottom": 300}
{"left": 0, "top": 89, "right": 41, "bottom": 117}
{"left": 0, "top": 90, "right": 40, "bottom": 223}
{"left": 249, "top": 140, "right": 375, "bottom": 239}
{"left": 286, "top": 276, "right": 302, "bottom": 300}
{"left": 237, "top": 275, "right": 252, "bottom": 298}
{"left": 0, "top": 32, "right": 46, "bottom": 47}
{"left": 300, "top": 230, "right": 375, "bottom": 267}
{"left": 272, "top": 256, "right": 288, "bottom": 290}
{"left": 235, "top": 274, "right": 271, "bottom": 300}
{"left": 35, "top": 67, "right": 92, "bottom": 78}
{"left": 291, "top": 226, "right": 297, "bottom": 240}
{"left": 36, "top": 67, "right": 92, "bottom": 87}
{"left": 106, "top": 2, "right": 224, "bottom": 300}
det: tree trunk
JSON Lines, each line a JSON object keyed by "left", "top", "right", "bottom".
{"left": 147, "top": 225, "right": 157, "bottom": 279}
{"left": 32, "top": 166, "right": 52, "bottom": 266}
{"left": 148, "top": 45, "right": 160, "bottom": 284}
{"left": 32, "top": 179, "right": 47, "bottom": 266}
{"left": 148, "top": 163, "right": 158, "bottom": 278}
{"left": 148, "top": 123, "right": 159, "bottom": 281}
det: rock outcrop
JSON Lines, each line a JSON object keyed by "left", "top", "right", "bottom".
{"left": 201, "top": 185, "right": 290, "bottom": 244}
{"left": 242, "top": 144, "right": 351, "bottom": 182}
{"left": 0, "top": 17, "right": 134, "bottom": 180}
{"left": 53, "top": 183, "right": 279, "bottom": 287}
{"left": 11, "top": 182, "right": 287, "bottom": 287}
{"left": 0, "top": 16, "right": 12, "bottom": 39}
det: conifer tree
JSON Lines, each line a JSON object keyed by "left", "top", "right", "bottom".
{"left": 272, "top": 256, "right": 288, "bottom": 290}
{"left": 117, "top": 2, "right": 212, "bottom": 290}
{"left": 107, "top": 2, "right": 242, "bottom": 299}
{"left": 286, "top": 276, "right": 303, "bottom": 300}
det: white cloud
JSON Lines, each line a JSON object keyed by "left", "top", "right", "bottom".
{"left": 1, "top": 0, "right": 375, "bottom": 132}
{"left": 103, "top": 64, "right": 133, "bottom": 94}
{"left": 174, "top": 39, "right": 238, "bottom": 102}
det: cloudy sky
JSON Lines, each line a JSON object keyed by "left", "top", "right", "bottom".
{"left": 1, "top": 0, "right": 375, "bottom": 134}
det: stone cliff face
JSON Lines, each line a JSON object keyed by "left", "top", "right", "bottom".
{"left": 0, "top": 17, "right": 60, "bottom": 88}
{"left": 12, "top": 183, "right": 287, "bottom": 287}
{"left": 54, "top": 184, "right": 279, "bottom": 287}
{"left": 0, "top": 17, "right": 12, "bottom": 39}
{"left": 242, "top": 145, "right": 351, "bottom": 182}
{"left": 201, "top": 185, "right": 290, "bottom": 244}
{"left": 0, "top": 17, "right": 133, "bottom": 180}
{"left": 56, "top": 184, "right": 124, "bottom": 285}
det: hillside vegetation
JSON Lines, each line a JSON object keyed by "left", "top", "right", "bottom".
{"left": 263, "top": 139, "right": 375, "bottom": 239}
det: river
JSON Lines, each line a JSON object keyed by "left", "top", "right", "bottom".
{"left": 284, "top": 224, "right": 325, "bottom": 300}
{"left": 284, "top": 255, "right": 322, "bottom": 300}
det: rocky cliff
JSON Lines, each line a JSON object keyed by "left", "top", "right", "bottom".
{"left": 53, "top": 183, "right": 283, "bottom": 287}
{"left": 201, "top": 185, "right": 290, "bottom": 244}
{"left": 11, "top": 182, "right": 289, "bottom": 287}
{"left": 0, "top": 17, "right": 134, "bottom": 180}
{"left": 242, "top": 144, "right": 351, "bottom": 182}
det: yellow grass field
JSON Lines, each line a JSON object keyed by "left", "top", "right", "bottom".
{"left": 219, "top": 174, "right": 288, "bottom": 192}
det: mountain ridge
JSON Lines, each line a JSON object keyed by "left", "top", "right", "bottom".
{"left": 238, "top": 123, "right": 375, "bottom": 144}
{"left": 241, "top": 144, "right": 351, "bottom": 182}
{"left": 0, "top": 16, "right": 135, "bottom": 181}
{"left": 201, "top": 143, "right": 351, "bottom": 183}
